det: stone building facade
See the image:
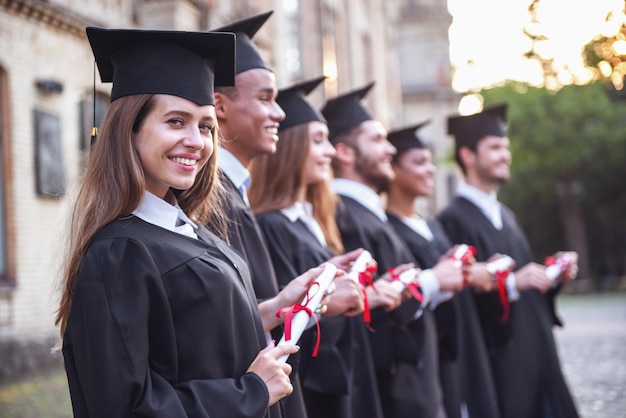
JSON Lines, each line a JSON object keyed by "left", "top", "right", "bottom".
{"left": 0, "top": 0, "right": 458, "bottom": 380}
{"left": 392, "top": 0, "right": 461, "bottom": 213}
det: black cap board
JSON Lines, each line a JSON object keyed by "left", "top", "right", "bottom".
{"left": 277, "top": 76, "right": 327, "bottom": 131}
{"left": 321, "top": 81, "right": 375, "bottom": 142}
{"left": 388, "top": 119, "right": 431, "bottom": 160}
{"left": 212, "top": 11, "right": 273, "bottom": 74}
{"left": 447, "top": 103, "right": 508, "bottom": 150}
{"left": 86, "top": 27, "right": 235, "bottom": 105}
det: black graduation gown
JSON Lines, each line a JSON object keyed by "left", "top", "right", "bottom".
{"left": 219, "top": 172, "right": 307, "bottom": 418}
{"left": 438, "top": 197, "right": 579, "bottom": 418}
{"left": 256, "top": 210, "right": 384, "bottom": 418}
{"left": 62, "top": 216, "right": 277, "bottom": 418}
{"left": 387, "top": 214, "right": 462, "bottom": 418}
{"left": 335, "top": 195, "right": 431, "bottom": 418}
{"left": 220, "top": 171, "right": 280, "bottom": 301}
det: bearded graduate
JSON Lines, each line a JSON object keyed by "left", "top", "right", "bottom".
{"left": 438, "top": 104, "right": 580, "bottom": 418}
{"left": 323, "top": 83, "right": 464, "bottom": 418}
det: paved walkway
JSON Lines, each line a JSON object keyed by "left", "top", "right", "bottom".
{"left": 554, "top": 292, "right": 626, "bottom": 418}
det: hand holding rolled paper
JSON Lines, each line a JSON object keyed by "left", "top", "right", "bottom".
{"left": 486, "top": 255, "right": 515, "bottom": 321}
{"left": 349, "top": 250, "right": 375, "bottom": 281}
{"left": 349, "top": 250, "right": 378, "bottom": 327}
{"left": 449, "top": 244, "right": 476, "bottom": 288}
{"left": 486, "top": 255, "right": 515, "bottom": 276}
{"left": 276, "top": 263, "right": 338, "bottom": 362}
{"left": 545, "top": 252, "right": 576, "bottom": 284}
{"left": 388, "top": 266, "right": 424, "bottom": 302}
{"left": 451, "top": 244, "right": 476, "bottom": 268}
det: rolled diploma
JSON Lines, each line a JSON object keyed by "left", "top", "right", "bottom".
{"left": 451, "top": 244, "right": 471, "bottom": 268}
{"left": 546, "top": 264, "right": 563, "bottom": 281}
{"left": 349, "top": 250, "right": 374, "bottom": 281}
{"left": 277, "top": 262, "right": 338, "bottom": 362}
{"left": 390, "top": 267, "right": 419, "bottom": 293}
{"left": 546, "top": 254, "right": 572, "bottom": 282}
{"left": 486, "top": 256, "right": 515, "bottom": 276}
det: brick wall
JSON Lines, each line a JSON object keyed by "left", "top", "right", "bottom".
{"left": 0, "top": 0, "right": 117, "bottom": 381}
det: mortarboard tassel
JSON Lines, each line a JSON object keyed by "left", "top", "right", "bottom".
{"left": 90, "top": 60, "right": 98, "bottom": 145}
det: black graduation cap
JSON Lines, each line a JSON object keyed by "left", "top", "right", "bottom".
{"left": 447, "top": 103, "right": 508, "bottom": 149}
{"left": 277, "top": 76, "right": 327, "bottom": 131}
{"left": 213, "top": 11, "right": 273, "bottom": 74}
{"left": 86, "top": 27, "right": 236, "bottom": 105}
{"left": 387, "top": 119, "right": 431, "bottom": 160}
{"left": 321, "top": 81, "right": 375, "bottom": 142}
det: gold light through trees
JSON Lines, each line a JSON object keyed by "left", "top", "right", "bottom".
{"left": 583, "top": 3, "right": 626, "bottom": 90}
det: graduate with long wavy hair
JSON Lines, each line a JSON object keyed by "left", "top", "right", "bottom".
{"left": 248, "top": 77, "right": 403, "bottom": 418}
{"left": 54, "top": 27, "right": 321, "bottom": 418}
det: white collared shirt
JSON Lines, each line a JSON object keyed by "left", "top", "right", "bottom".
{"left": 402, "top": 216, "right": 434, "bottom": 241}
{"left": 457, "top": 183, "right": 502, "bottom": 230}
{"left": 456, "top": 184, "right": 519, "bottom": 301}
{"left": 396, "top": 216, "right": 453, "bottom": 309}
{"left": 218, "top": 147, "right": 251, "bottom": 205}
{"left": 133, "top": 190, "right": 198, "bottom": 239}
{"left": 331, "top": 178, "right": 387, "bottom": 222}
{"left": 281, "top": 201, "right": 327, "bottom": 247}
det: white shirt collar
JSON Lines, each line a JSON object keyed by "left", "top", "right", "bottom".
{"left": 332, "top": 178, "right": 388, "bottom": 222}
{"left": 217, "top": 147, "right": 250, "bottom": 191}
{"left": 281, "top": 201, "right": 327, "bottom": 247}
{"left": 281, "top": 201, "right": 309, "bottom": 223}
{"left": 132, "top": 190, "right": 198, "bottom": 238}
{"left": 456, "top": 183, "right": 502, "bottom": 229}
{"left": 401, "top": 217, "right": 434, "bottom": 241}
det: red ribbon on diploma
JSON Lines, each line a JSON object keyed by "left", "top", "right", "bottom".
{"left": 544, "top": 255, "right": 571, "bottom": 271}
{"left": 451, "top": 245, "right": 476, "bottom": 286}
{"left": 388, "top": 267, "right": 424, "bottom": 302}
{"left": 358, "top": 264, "right": 377, "bottom": 330}
{"left": 276, "top": 281, "right": 322, "bottom": 357}
{"left": 494, "top": 270, "right": 510, "bottom": 321}
{"left": 455, "top": 245, "right": 476, "bottom": 264}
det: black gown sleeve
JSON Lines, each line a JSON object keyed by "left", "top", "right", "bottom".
{"left": 255, "top": 213, "right": 304, "bottom": 288}
{"left": 219, "top": 172, "right": 280, "bottom": 301}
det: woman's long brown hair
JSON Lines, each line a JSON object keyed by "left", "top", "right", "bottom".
{"left": 55, "top": 94, "right": 227, "bottom": 337}
{"left": 248, "top": 122, "right": 343, "bottom": 254}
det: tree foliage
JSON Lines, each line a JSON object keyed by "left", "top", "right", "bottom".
{"left": 479, "top": 81, "right": 626, "bottom": 279}
{"left": 582, "top": 13, "right": 626, "bottom": 91}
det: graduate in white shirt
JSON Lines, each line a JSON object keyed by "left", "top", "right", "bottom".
{"left": 438, "top": 103, "right": 579, "bottom": 418}
{"left": 322, "top": 82, "right": 464, "bottom": 418}
{"left": 385, "top": 121, "right": 500, "bottom": 418}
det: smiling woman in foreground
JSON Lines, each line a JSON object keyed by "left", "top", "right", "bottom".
{"left": 53, "top": 26, "right": 318, "bottom": 418}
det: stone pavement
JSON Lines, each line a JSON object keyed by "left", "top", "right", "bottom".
{"left": 553, "top": 292, "right": 626, "bottom": 418}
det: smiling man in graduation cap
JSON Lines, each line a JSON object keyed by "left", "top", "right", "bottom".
{"left": 438, "top": 103, "right": 580, "bottom": 418}
{"left": 324, "top": 83, "right": 464, "bottom": 418}
{"left": 211, "top": 11, "right": 284, "bottom": 303}
{"left": 210, "top": 12, "right": 322, "bottom": 418}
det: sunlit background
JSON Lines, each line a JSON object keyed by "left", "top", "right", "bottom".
{"left": 448, "top": 0, "right": 626, "bottom": 100}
